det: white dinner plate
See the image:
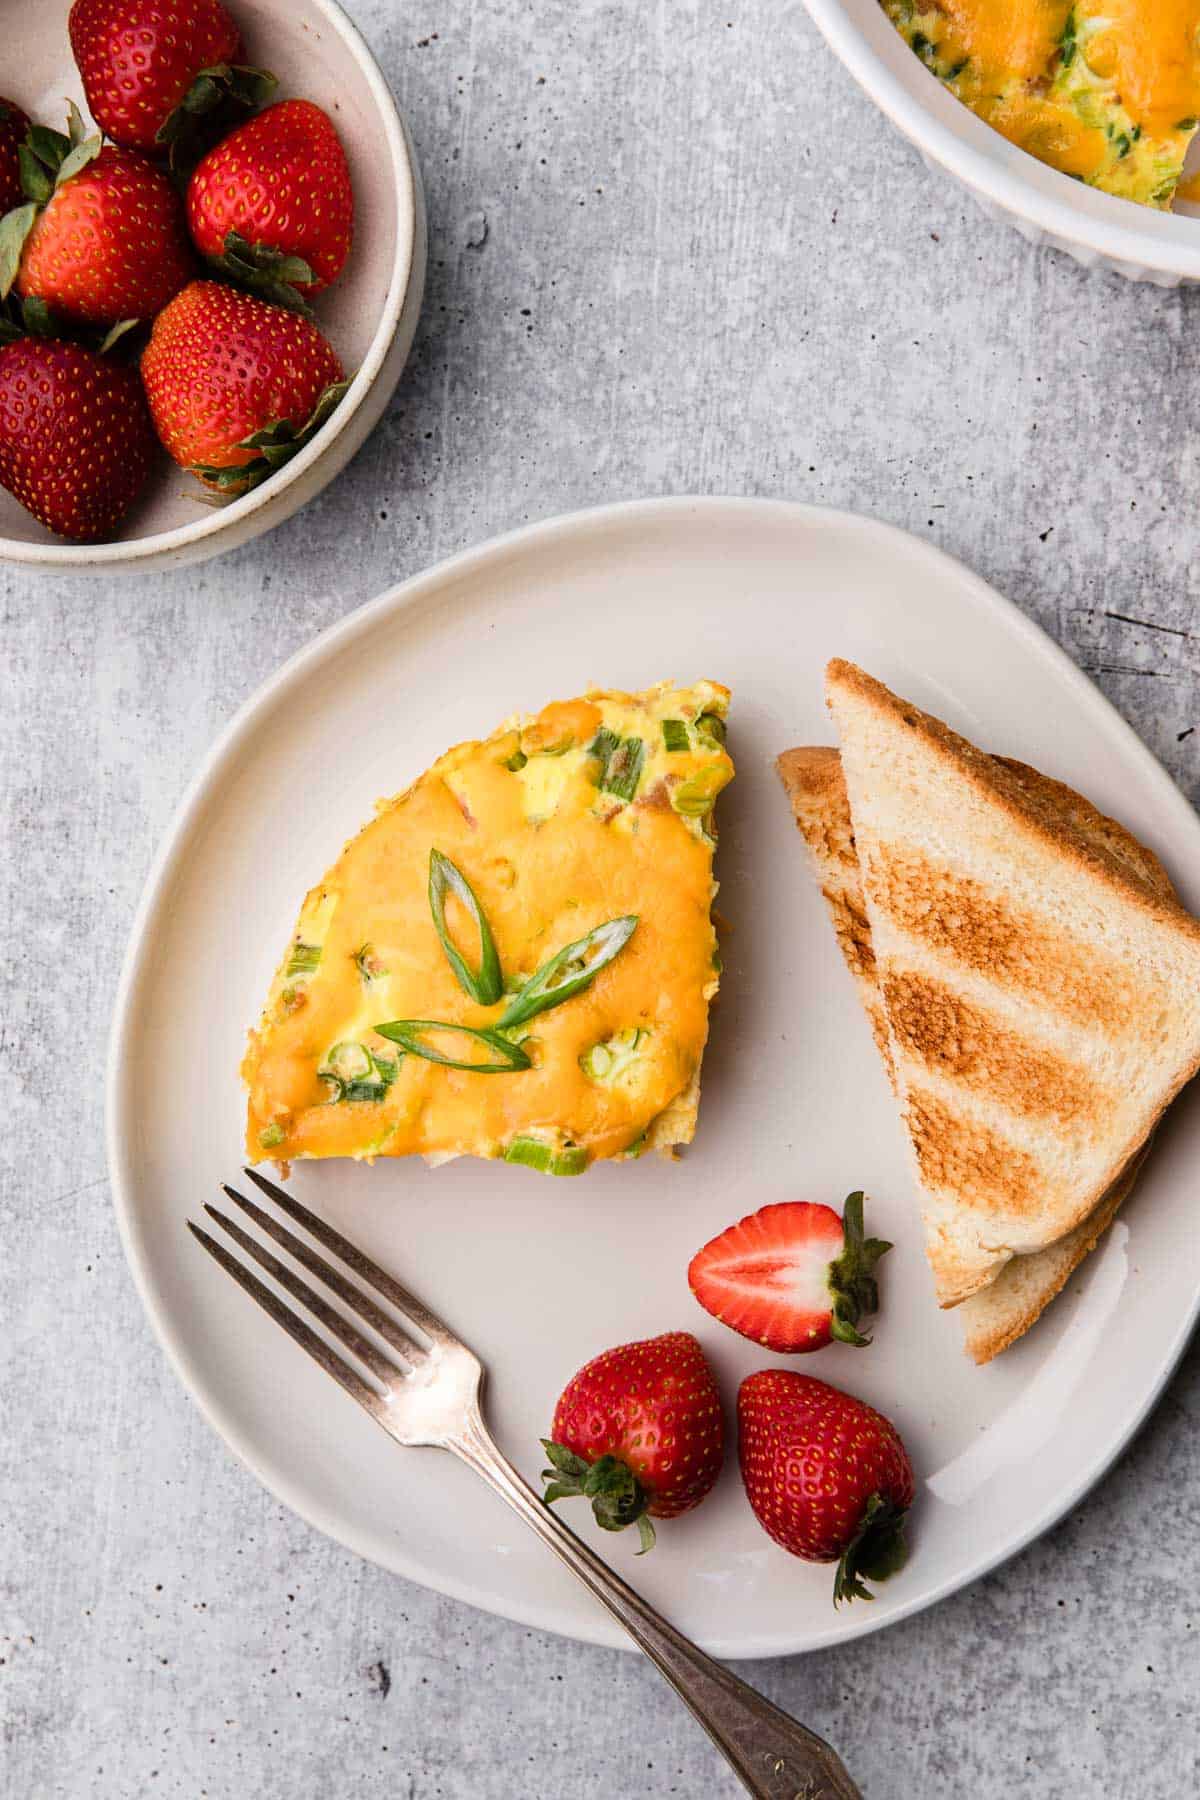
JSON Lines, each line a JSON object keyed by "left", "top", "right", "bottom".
{"left": 107, "top": 497, "right": 1200, "bottom": 1658}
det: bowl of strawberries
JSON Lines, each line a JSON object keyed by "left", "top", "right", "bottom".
{"left": 0, "top": 0, "right": 424, "bottom": 570}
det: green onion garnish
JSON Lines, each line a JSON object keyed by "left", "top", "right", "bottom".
{"left": 694, "top": 711, "right": 726, "bottom": 747}
{"left": 601, "top": 737, "right": 645, "bottom": 801}
{"left": 286, "top": 942, "right": 321, "bottom": 976}
{"left": 587, "top": 726, "right": 620, "bottom": 781}
{"left": 505, "top": 1135, "right": 589, "bottom": 1175}
{"left": 373, "top": 1019, "right": 531, "bottom": 1072}
{"left": 355, "top": 943, "right": 386, "bottom": 982}
{"left": 428, "top": 849, "right": 503, "bottom": 1005}
{"left": 497, "top": 915, "right": 638, "bottom": 1029}
{"left": 661, "top": 718, "right": 689, "bottom": 753}
{"left": 504, "top": 749, "right": 528, "bottom": 771}
{"left": 258, "top": 1122, "right": 286, "bottom": 1148}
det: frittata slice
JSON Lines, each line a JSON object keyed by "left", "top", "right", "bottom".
{"left": 882, "top": 1, "right": 1200, "bottom": 209}
{"left": 243, "top": 682, "right": 733, "bottom": 1176}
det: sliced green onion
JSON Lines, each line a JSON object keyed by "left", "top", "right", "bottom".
{"left": 505, "top": 1135, "right": 590, "bottom": 1175}
{"left": 580, "top": 1027, "right": 648, "bottom": 1085}
{"left": 671, "top": 761, "right": 732, "bottom": 817}
{"left": 587, "top": 726, "right": 620, "bottom": 778}
{"left": 694, "top": 711, "right": 727, "bottom": 747}
{"left": 660, "top": 718, "right": 689, "bottom": 753}
{"left": 601, "top": 737, "right": 645, "bottom": 801}
{"left": 355, "top": 943, "right": 386, "bottom": 982}
{"left": 504, "top": 749, "right": 528, "bottom": 771}
{"left": 622, "top": 1131, "right": 648, "bottom": 1160}
{"left": 286, "top": 942, "right": 321, "bottom": 976}
{"left": 373, "top": 1019, "right": 531, "bottom": 1072}
{"left": 324, "top": 1042, "right": 372, "bottom": 1083}
{"left": 258, "top": 1122, "right": 286, "bottom": 1149}
{"left": 497, "top": 915, "right": 639, "bottom": 1029}
{"left": 428, "top": 849, "right": 503, "bottom": 1005}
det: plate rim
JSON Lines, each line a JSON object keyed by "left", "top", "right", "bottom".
{"left": 105, "top": 494, "right": 1200, "bottom": 1657}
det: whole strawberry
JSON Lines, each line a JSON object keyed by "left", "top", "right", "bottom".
{"left": 542, "top": 1332, "right": 724, "bottom": 1551}
{"left": 188, "top": 99, "right": 354, "bottom": 301}
{"left": 738, "top": 1370, "right": 914, "bottom": 1604}
{"left": 68, "top": 0, "right": 274, "bottom": 158}
{"left": 0, "top": 337, "right": 157, "bottom": 541}
{"left": 8, "top": 138, "right": 193, "bottom": 327}
{"left": 0, "top": 99, "right": 30, "bottom": 216}
{"left": 140, "top": 280, "right": 346, "bottom": 493}
{"left": 689, "top": 1194, "right": 890, "bottom": 1354}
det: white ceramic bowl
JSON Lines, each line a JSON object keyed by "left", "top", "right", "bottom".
{"left": 802, "top": 0, "right": 1200, "bottom": 286}
{"left": 0, "top": 0, "right": 425, "bottom": 572}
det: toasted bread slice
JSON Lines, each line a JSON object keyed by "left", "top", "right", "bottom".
{"left": 776, "top": 745, "right": 1170, "bottom": 1360}
{"left": 822, "top": 658, "right": 1200, "bottom": 1307}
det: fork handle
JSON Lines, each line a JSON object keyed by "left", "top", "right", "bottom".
{"left": 451, "top": 1408, "right": 862, "bottom": 1800}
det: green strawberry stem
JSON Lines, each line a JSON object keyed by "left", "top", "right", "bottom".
{"left": 189, "top": 378, "right": 353, "bottom": 496}
{"left": 832, "top": 1491, "right": 909, "bottom": 1606}
{"left": 207, "top": 230, "right": 318, "bottom": 319}
{"left": 827, "top": 1191, "right": 892, "bottom": 1348}
{"left": 156, "top": 65, "right": 278, "bottom": 177}
{"left": 540, "top": 1440, "right": 657, "bottom": 1553}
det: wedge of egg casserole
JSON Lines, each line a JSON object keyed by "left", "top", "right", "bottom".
{"left": 882, "top": 2, "right": 1200, "bottom": 209}
{"left": 243, "top": 682, "right": 733, "bottom": 1176}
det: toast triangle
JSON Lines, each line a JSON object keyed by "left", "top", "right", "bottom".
{"left": 823, "top": 659, "right": 1200, "bottom": 1307}
{"left": 776, "top": 745, "right": 1166, "bottom": 1360}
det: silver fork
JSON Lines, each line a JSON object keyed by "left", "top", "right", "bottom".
{"left": 190, "top": 1168, "right": 864, "bottom": 1800}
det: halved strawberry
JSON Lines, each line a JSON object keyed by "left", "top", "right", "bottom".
{"left": 688, "top": 1195, "right": 890, "bottom": 1354}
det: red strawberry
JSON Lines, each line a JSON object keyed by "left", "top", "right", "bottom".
{"left": 738, "top": 1370, "right": 914, "bottom": 1605}
{"left": 689, "top": 1194, "right": 890, "bottom": 1354}
{"left": 0, "top": 337, "right": 158, "bottom": 541}
{"left": 68, "top": 0, "right": 274, "bottom": 158}
{"left": 542, "top": 1332, "right": 724, "bottom": 1551}
{"left": 140, "top": 280, "right": 346, "bottom": 494}
{"left": 0, "top": 99, "right": 30, "bottom": 216}
{"left": 187, "top": 100, "right": 354, "bottom": 301}
{"left": 9, "top": 141, "right": 193, "bottom": 328}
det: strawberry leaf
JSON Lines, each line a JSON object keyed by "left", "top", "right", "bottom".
{"left": 539, "top": 1440, "right": 654, "bottom": 1544}
{"left": 20, "top": 294, "right": 57, "bottom": 337}
{"left": 208, "top": 230, "right": 318, "bottom": 319}
{"left": 156, "top": 64, "right": 278, "bottom": 178}
{"left": 27, "top": 125, "right": 70, "bottom": 174}
{"left": 18, "top": 146, "right": 53, "bottom": 206}
{"left": 187, "top": 379, "right": 352, "bottom": 498}
{"left": 0, "top": 203, "right": 36, "bottom": 298}
{"left": 832, "top": 1492, "right": 909, "bottom": 1607}
{"left": 827, "top": 1191, "right": 892, "bottom": 1349}
{"left": 56, "top": 135, "right": 102, "bottom": 186}
{"left": 98, "top": 317, "right": 141, "bottom": 355}
{"left": 65, "top": 101, "right": 88, "bottom": 148}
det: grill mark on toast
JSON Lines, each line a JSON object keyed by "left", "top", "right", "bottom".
{"left": 883, "top": 969, "right": 1104, "bottom": 1128}
{"left": 906, "top": 1085, "right": 1045, "bottom": 1220}
{"left": 868, "top": 845, "right": 1169, "bottom": 1040}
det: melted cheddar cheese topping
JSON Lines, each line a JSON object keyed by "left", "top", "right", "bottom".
{"left": 883, "top": 1, "right": 1200, "bottom": 208}
{"left": 242, "top": 682, "right": 732, "bottom": 1176}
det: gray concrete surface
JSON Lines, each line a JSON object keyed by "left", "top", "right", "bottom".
{"left": 5, "top": 2, "right": 1200, "bottom": 1795}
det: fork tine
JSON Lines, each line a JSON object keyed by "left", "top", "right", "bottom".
{"left": 242, "top": 1165, "right": 456, "bottom": 1344}
{"left": 220, "top": 1184, "right": 425, "bottom": 1366}
{"left": 203, "top": 1203, "right": 399, "bottom": 1386}
{"left": 188, "top": 1222, "right": 386, "bottom": 1417}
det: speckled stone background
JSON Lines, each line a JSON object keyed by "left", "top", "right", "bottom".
{"left": 5, "top": 2, "right": 1200, "bottom": 1795}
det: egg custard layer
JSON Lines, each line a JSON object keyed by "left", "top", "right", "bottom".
{"left": 882, "top": 1, "right": 1200, "bottom": 209}
{"left": 243, "top": 682, "right": 733, "bottom": 1176}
